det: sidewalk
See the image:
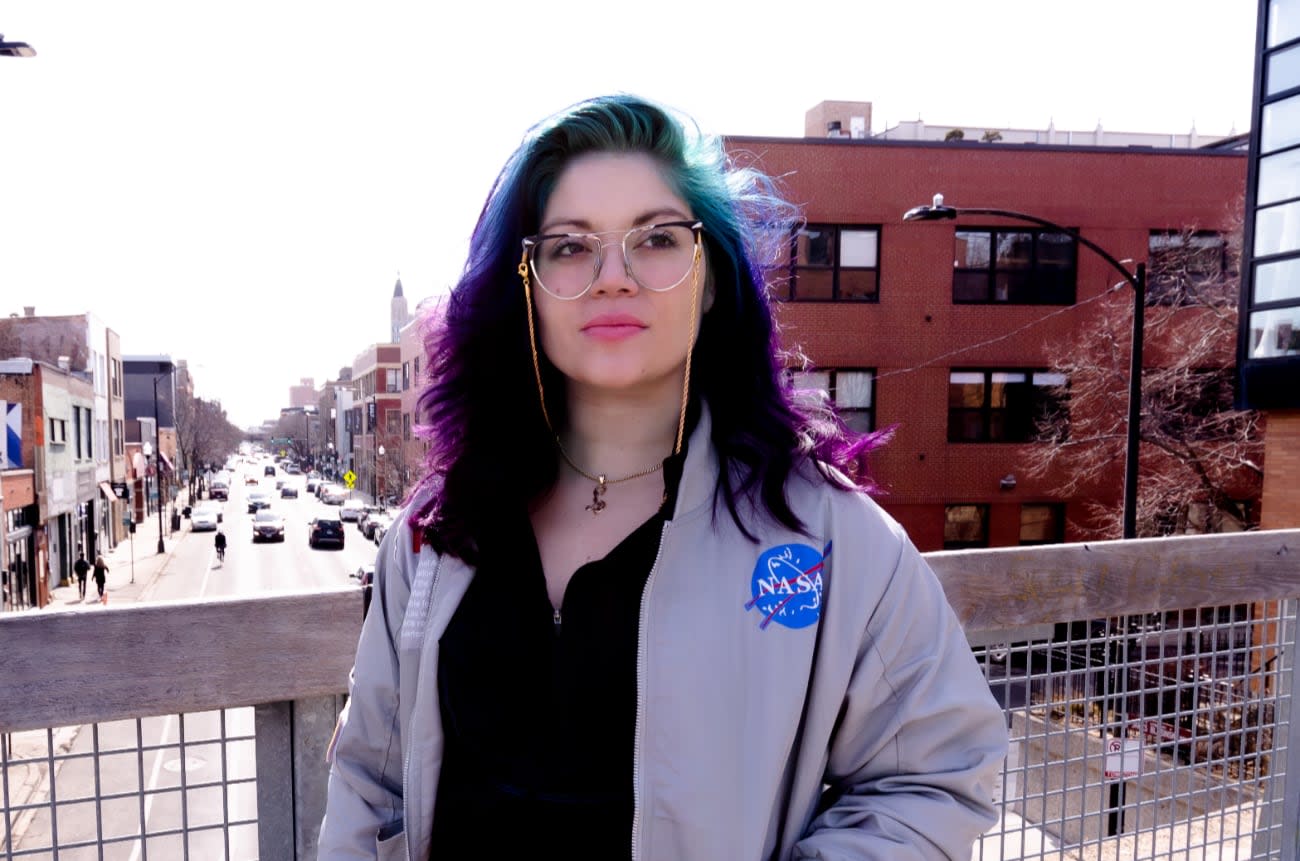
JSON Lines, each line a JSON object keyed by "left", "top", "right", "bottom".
{"left": 3, "top": 494, "right": 193, "bottom": 852}
{"left": 46, "top": 491, "right": 192, "bottom": 610}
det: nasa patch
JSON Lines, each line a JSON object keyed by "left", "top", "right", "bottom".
{"left": 745, "top": 542, "right": 830, "bottom": 630}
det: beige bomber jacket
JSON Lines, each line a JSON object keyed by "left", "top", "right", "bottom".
{"left": 318, "top": 411, "right": 1009, "bottom": 860}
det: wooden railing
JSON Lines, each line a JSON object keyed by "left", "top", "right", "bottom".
{"left": 3, "top": 529, "right": 1299, "bottom": 860}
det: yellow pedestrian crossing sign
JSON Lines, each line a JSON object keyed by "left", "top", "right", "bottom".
{"left": 343, "top": 470, "right": 357, "bottom": 489}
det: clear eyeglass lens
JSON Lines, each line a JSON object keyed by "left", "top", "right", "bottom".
{"left": 532, "top": 223, "right": 696, "bottom": 298}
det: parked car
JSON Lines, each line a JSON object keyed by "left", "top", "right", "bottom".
{"left": 322, "top": 485, "right": 349, "bottom": 505}
{"left": 308, "top": 514, "right": 345, "bottom": 549}
{"left": 191, "top": 505, "right": 221, "bottom": 532}
{"left": 340, "top": 498, "right": 367, "bottom": 522}
{"left": 280, "top": 485, "right": 299, "bottom": 499}
{"left": 356, "top": 506, "right": 385, "bottom": 537}
{"left": 251, "top": 510, "right": 286, "bottom": 542}
{"left": 264, "top": 464, "right": 276, "bottom": 476}
{"left": 247, "top": 491, "right": 272, "bottom": 513}
{"left": 366, "top": 512, "right": 395, "bottom": 543}
{"left": 352, "top": 563, "right": 375, "bottom": 617}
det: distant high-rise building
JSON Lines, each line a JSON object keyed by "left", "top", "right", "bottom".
{"left": 289, "top": 377, "right": 316, "bottom": 409}
{"left": 391, "top": 277, "right": 411, "bottom": 344}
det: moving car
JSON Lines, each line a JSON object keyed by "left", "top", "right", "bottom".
{"left": 251, "top": 510, "right": 286, "bottom": 542}
{"left": 308, "top": 513, "right": 345, "bottom": 549}
{"left": 247, "top": 491, "right": 272, "bottom": 513}
{"left": 209, "top": 481, "right": 229, "bottom": 501}
{"left": 360, "top": 510, "right": 393, "bottom": 541}
{"left": 339, "top": 498, "right": 367, "bottom": 522}
{"left": 322, "top": 485, "right": 349, "bottom": 505}
{"left": 280, "top": 485, "right": 299, "bottom": 499}
{"left": 352, "top": 563, "right": 375, "bottom": 617}
{"left": 191, "top": 505, "right": 221, "bottom": 532}
{"left": 264, "top": 465, "right": 276, "bottom": 476}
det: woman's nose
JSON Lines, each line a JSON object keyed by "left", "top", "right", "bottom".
{"left": 590, "top": 240, "right": 637, "bottom": 295}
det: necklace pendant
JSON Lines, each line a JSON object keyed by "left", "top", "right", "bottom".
{"left": 586, "top": 475, "right": 608, "bottom": 514}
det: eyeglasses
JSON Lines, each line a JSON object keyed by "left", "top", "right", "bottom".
{"left": 521, "top": 220, "right": 703, "bottom": 300}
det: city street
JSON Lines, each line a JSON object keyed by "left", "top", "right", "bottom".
{"left": 6, "top": 467, "right": 379, "bottom": 859}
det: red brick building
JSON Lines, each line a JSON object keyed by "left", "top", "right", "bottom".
{"left": 726, "top": 126, "right": 1246, "bottom": 550}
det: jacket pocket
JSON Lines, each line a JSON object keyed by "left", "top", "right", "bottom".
{"left": 376, "top": 819, "right": 406, "bottom": 861}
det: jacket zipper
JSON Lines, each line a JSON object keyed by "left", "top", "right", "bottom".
{"left": 403, "top": 552, "right": 442, "bottom": 861}
{"left": 553, "top": 606, "right": 562, "bottom": 636}
{"left": 630, "top": 521, "right": 671, "bottom": 861}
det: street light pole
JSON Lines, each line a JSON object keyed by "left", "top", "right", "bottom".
{"left": 903, "top": 194, "right": 1146, "bottom": 539}
{"left": 152, "top": 368, "right": 174, "bottom": 554}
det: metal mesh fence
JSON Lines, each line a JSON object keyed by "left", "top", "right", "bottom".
{"left": 1, "top": 708, "right": 257, "bottom": 861}
{"left": 973, "top": 599, "right": 1295, "bottom": 860}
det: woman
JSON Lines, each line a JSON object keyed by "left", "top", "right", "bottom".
{"left": 92, "top": 555, "right": 108, "bottom": 600}
{"left": 319, "top": 95, "right": 1007, "bottom": 860}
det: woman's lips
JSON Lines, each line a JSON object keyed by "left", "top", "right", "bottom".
{"left": 582, "top": 314, "right": 646, "bottom": 342}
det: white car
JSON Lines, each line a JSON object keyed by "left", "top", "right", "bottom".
{"left": 322, "top": 485, "right": 349, "bottom": 505}
{"left": 191, "top": 505, "right": 221, "bottom": 532}
{"left": 339, "top": 498, "right": 367, "bottom": 522}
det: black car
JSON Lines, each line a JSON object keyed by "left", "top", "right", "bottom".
{"left": 280, "top": 485, "right": 299, "bottom": 498}
{"left": 308, "top": 515, "right": 345, "bottom": 549}
{"left": 264, "top": 465, "right": 276, "bottom": 476}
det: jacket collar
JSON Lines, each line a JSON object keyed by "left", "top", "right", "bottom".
{"left": 673, "top": 404, "right": 718, "bottom": 521}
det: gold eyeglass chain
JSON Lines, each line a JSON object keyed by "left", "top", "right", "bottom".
{"left": 519, "top": 240, "right": 701, "bottom": 515}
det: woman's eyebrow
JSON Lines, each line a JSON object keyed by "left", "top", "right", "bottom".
{"left": 538, "top": 207, "right": 693, "bottom": 235}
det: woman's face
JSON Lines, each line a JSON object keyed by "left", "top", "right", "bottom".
{"left": 531, "top": 151, "right": 709, "bottom": 401}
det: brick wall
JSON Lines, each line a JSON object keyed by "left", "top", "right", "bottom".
{"left": 1260, "top": 410, "right": 1300, "bottom": 529}
{"left": 727, "top": 136, "right": 1247, "bottom": 549}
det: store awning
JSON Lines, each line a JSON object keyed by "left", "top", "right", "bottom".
{"left": 98, "top": 481, "right": 116, "bottom": 501}
{"left": 158, "top": 452, "right": 175, "bottom": 472}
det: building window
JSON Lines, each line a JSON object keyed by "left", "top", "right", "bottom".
{"left": 386, "top": 410, "right": 400, "bottom": 435}
{"left": 49, "top": 418, "right": 67, "bottom": 445}
{"left": 944, "top": 504, "right": 989, "bottom": 549}
{"left": 790, "top": 368, "right": 875, "bottom": 433}
{"left": 953, "top": 229, "right": 1076, "bottom": 304}
{"left": 114, "top": 419, "right": 124, "bottom": 455}
{"left": 1020, "top": 504, "right": 1065, "bottom": 545}
{"left": 111, "top": 358, "right": 121, "bottom": 397}
{"left": 948, "top": 369, "right": 1067, "bottom": 442}
{"left": 402, "top": 361, "right": 410, "bottom": 391}
{"left": 1148, "top": 231, "right": 1234, "bottom": 305}
{"left": 783, "top": 224, "right": 880, "bottom": 302}
{"left": 414, "top": 356, "right": 421, "bottom": 380}
{"left": 402, "top": 412, "right": 412, "bottom": 440}
{"left": 386, "top": 369, "right": 400, "bottom": 393}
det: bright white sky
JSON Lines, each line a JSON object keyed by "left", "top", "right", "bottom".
{"left": 0, "top": 1, "right": 1258, "bottom": 428}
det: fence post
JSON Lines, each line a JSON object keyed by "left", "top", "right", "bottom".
{"left": 255, "top": 696, "right": 346, "bottom": 860}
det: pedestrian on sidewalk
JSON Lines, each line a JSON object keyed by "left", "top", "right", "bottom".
{"left": 73, "top": 552, "right": 90, "bottom": 600}
{"left": 92, "top": 555, "right": 109, "bottom": 600}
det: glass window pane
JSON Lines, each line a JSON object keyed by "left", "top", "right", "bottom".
{"left": 840, "top": 230, "right": 878, "bottom": 267}
{"left": 1254, "top": 256, "right": 1300, "bottom": 304}
{"left": 835, "top": 371, "right": 873, "bottom": 408}
{"left": 1269, "top": 0, "right": 1300, "bottom": 48}
{"left": 1020, "top": 504, "right": 1062, "bottom": 544}
{"left": 1255, "top": 200, "right": 1300, "bottom": 257}
{"left": 949, "top": 375, "right": 985, "bottom": 408}
{"left": 793, "top": 268, "right": 834, "bottom": 300}
{"left": 1261, "top": 94, "right": 1300, "bottom": 154}
{"left": 792, "top": 370, "right": 830, "bottom": 395}
{"left": 953, "top": 270, "right": 990, "bottom": 302}
{"left": 797, "top": 228, "right": 834, "bottom": 266}
{"left": 1249, "top": 307, "right": 1300, "bottom": 357}
{"left": 838, "top": 268, "right": 878, "bottom": 300}
{"left": 1033, "top": 372, "right": 1068, "bottom": 387}
{"left": 995, "top": 233, "right": 1034, "bottom": 268}
{"left": 1268, "top": 42, "right": 1300, "bottom": 96}
{"left": 948, "top": 409, "right": 985, "bottom": 442}
{"left": 955, "top": 232, "right": 990, "bottom": 268}
{"left": 944, "top": 505, "right": 988, "bottom": 547}
{"left": 1258, "top": 148, "right": 1300, "bottom": 206}
{"left": 1036, "top": 232, "right": 1075, "bottom": 266}
{"left": 995, "top": 270, "right": 1035, "bottom": 303}
{"left": 841, "top": 409, "right": 874, "bottom": 434}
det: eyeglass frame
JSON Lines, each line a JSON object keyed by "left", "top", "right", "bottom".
{"left": 520, "top": 220, "right": 705, "bottom": 301}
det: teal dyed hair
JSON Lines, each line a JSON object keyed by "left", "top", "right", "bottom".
{"left": 413, "top": 95, "right": 885, "bottom": 561}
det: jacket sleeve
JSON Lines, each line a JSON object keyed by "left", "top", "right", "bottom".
{"left": 317, "top": 521, "right": 415, "bottom": 859}
{"left": 793, "top": 533, "right": 1008, "bottom": 860}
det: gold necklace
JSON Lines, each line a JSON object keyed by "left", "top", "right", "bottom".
{"left": 555, "top": 440, "right": 664, "bottom": 514}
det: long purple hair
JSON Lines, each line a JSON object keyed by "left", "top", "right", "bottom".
{"left": 410, "top": 95, "right": 886, "bottom": 562}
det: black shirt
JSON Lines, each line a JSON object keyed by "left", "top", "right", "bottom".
{"left": 430, "top": 453, "right": 684, "bottom": 859}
